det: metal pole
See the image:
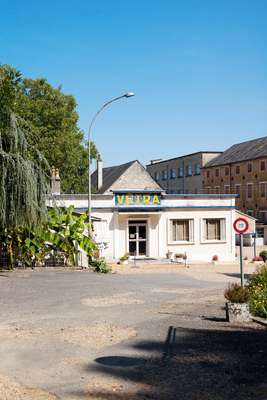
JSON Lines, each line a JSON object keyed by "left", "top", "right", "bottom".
{"left": 87, "top": 93, "right": 134, "bottom": 267}
{"left": 240, "top": 233, "right": 244, "bottom": 287}
{"left": 253, "top": 231, "right": 257, "bottom": 258}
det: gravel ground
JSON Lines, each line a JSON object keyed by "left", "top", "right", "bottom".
{"left": 0, "top": 264, "right": 266, "bottom": 399}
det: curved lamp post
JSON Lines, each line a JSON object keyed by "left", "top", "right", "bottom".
{"left": 88, "top": 92, "right": 135, "bottom": 232}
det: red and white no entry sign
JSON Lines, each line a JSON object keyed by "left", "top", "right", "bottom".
{"left": 233, "top": 217, "right": 249, "bottom": 234}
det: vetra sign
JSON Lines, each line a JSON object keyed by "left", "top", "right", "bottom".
{"left": 115, "top": 193, "right": 161, "bottom": 207}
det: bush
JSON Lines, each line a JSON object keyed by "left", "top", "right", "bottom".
{"left": 248, "top": 265, "right": 267, "bottom": 318}
{"left": 91, "top": 258, "right": 111, "bottom": 274}
{"left": 259, "top": 251, "right": 267, "bottom": 263}
{"left": 224, "top": 283, "right": 249, "bottom": 303}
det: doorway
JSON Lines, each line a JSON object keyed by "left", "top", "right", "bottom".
{"left": 128, "top": 220, "right": 147, "bottom": 257}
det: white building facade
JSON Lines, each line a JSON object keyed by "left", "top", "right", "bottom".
{"left": 49, "top": 160, "right": 237, "bottom": 263}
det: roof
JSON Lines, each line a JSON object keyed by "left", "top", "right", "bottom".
{"left": 205, "top": 136, "right": 267, "bottom": 168}
{"left": 91, "top": 160, "right": 136, "bottom": 194}
{"left": 146, "top": 151, "right": 222, "bottom": 167}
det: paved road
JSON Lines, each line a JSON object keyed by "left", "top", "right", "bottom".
{"left": 0, "top": 268, "right": 266, "bottom": 399}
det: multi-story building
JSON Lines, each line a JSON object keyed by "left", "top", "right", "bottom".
{"left": 146, "top": 152, "right": 221, "bottom": 194}
{"left": 202, "top": 136, "right": 267, "bottom": 242}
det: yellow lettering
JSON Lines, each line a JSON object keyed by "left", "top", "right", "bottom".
{"left": 127, "top": 195, "right": 134, "bottom": 205}
{"left": 117, "top": 195, "right": 125, "bottom": 205}
{"left": 135, "top": 195, "right": 140, "bottom": 204}
{"left": 143, "top": 195, "right": 151, "bottom": 205}
{"left": 152, "top": 195, "right": 160, "bottom": 205}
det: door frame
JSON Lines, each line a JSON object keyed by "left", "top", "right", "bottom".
{"left": 127, "top": 218, "right": 149, "bottom": 258}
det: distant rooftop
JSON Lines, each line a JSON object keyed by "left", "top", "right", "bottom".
{"left": 205, "top": 136, "right": 267, "bottom": 168}
{"left": 146, "top": 151, "right": 222, "bottom": 166}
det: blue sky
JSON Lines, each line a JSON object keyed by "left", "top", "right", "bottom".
{"left": 1, "top": 0, "right": 267, "bottom": 167}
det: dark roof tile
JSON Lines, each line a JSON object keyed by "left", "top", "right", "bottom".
{"left": 205, "top": 136, "right": 267, "bottom": 167}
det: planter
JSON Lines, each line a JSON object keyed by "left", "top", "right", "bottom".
{"left": 226, "top": 302, "right": 251, "bottom": 323}
{"left": 120, "top": 259, "right": 128, "bottom": 265}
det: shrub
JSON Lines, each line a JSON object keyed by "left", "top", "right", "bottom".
{"left": 91, "top": 258, "right": 111, "bottom": 273}
{"left": 120, "top": 253, "right": 129, "bottom": 262}
{"left": 248, "top": 265, "right": 267, "bottom": 318}
{"left": 259, "top": 251, "right": 267, "bottom": 263}
{"left": 224, "top": 283, "right": 250, "bottom": 303}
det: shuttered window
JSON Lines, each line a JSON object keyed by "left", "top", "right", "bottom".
{"left": 203, "top": 219, "right": 226, "bottom": 241}
{"left": 170, "top": 219, "right": 194, "bottom": 242}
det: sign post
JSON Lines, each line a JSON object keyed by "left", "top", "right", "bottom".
{"left": 233, "top": 217, "right": 249, "bottom": 287}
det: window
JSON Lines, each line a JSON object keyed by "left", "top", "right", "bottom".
{"left": 162, "top": 170, "right": 167, "bottom": 180}
{"left": 260, "top": 160, "right": 266, "bottom": 171}
{"left": 215, "top": 169, "right": 219, "bottom": 177}
{"left": 186, "top": 164, "right": 192, "bottom": 176}
{"left": 177, "top": 166, "right": 184, "bottom": 178}
{"left": 194, "top": 163, "right": 201, "bottom": 175}
{"left": 207, "top": 170, "right": 210, "bottom": 178}
{"left": 203, "top": 219, "right": 226, "bottom": 241}
{"left": 247, "top": 183, "right": 253, "bottom": 199}
{"left": 235, "top": 165, "right": 240, "bottom": 175}
{"left": 248, "top": 163, "right": 252, "bottom": 173}
{"left": 235, "top": 184, "right": 241, "bottom": 196}
{"left": 225, "top": 167, "right": 229, "bottom": 176}
{"left": 260, "top": 182, "right": 267, "bottom": 198}
{"left": 169, "top": 168, "right": 176, "bottom": 179}
{"left": 258, "top": 210, "right": 267, "bottom": 224}
{"left": 224, "top": 185, "right": 230, "bottom": 194}
{"left": 170, "top": 219, "right": 194, "bottom": 242}
{"left": 154, "top": 171, "right": 160, "bottom": 181}
{"left": 215, "top": 186, "right": 220, "bottom": 194}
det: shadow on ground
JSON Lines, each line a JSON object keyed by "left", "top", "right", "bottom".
{"left": 69, "top": 324, "right": 267, "bottom": 400}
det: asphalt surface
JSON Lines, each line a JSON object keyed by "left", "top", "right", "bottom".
{"left": 0, "top": 267, "right": 266, "bottom": 399}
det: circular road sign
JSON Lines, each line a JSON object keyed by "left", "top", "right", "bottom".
{"left": 233, "top": 217, "right": 249, "bottom": 234}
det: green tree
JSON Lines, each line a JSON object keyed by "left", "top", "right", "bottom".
{"left": 0, "top": 64, "right": 99, "bottom": 193}
{"left": 0, "top": 66, "right": 48, "bottom": 232}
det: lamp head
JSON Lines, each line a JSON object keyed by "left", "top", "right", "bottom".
{"left": 124, "top": 92, "right": 135, "bottom": 98}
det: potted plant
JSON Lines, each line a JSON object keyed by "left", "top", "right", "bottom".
{"left": 212, "top": 255, "right": 218, "bottom": 264}
{"left": 244, "top": 255, "right": 249, "bottom": 264}
{"left": 224, "top": 283, "right": 250, "bottom": 322}
{"left": 174, "top": 253, "right": 185, "bottom": 263}
{"left": 120, "top": 253, "right": 129, "bottom": 265}
{"left": 166, "top": 250, "right": 173, "bottom": 260}
{"left": 252, "top": 255, "right": 263, "bottom": 265}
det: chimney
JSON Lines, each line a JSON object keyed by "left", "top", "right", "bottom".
{"left": 51, "top": 166, "right": 61, "bottom": 195}
{"left": 97, "top": 159, "right": 103, "bottom": 191}
{"left": 150, "top": 158, "right": 162, "bottom": 165}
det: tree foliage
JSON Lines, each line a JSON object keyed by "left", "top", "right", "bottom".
{"left": 0, "top": 64, "right": 99, "bottom": 193}
{"left": 0, "top": 67, "right": 48, "bottom": 231}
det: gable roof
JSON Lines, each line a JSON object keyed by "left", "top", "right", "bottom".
{"left": 91, "top": 160, "right": 136, "bottom": 194}
{"left": 205, "top": 136, "right": 267, "bottom": 168}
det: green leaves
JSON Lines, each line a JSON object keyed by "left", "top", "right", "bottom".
{"left": 0, "top": 64, "right": 99, "bottom": 193}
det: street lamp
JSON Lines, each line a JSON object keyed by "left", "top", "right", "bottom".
{"left": 87, "top": 92, "right": 135, "bottom": 233}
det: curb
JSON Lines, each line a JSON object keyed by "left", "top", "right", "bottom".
{"left": 251, "top": 316, "right": 267, "bottom": 327}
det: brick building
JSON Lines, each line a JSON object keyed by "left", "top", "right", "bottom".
{"left": 146, "top": 152, "right": 221, "bottom": 194}
{"left": 202, "top": 136, "right": 267, "bottom": 242}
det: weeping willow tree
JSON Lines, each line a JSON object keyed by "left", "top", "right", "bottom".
{"left": 0, "top": 65, "right": 48, "bottom": 232}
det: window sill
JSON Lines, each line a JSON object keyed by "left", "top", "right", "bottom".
{"left": 168, "top": 241, "right": 195, "bottom": 245}
{"left": 200, "top": 240, "right": 227, "bottom": 244}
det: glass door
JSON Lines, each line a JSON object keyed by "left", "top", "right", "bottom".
{"left": 128, "top": 221, "right": 147, "bottom": 257}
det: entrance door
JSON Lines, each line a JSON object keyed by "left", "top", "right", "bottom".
{"left": 128, "top": 221, "right": 147, "bottom": 257}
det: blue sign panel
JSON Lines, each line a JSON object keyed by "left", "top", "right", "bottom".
{"left": 115, "top": 193, "right": 161, "bottom": 207}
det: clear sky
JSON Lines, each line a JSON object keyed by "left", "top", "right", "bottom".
{"left": 1, "top": 0, "right": 267, "bottom": 167}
